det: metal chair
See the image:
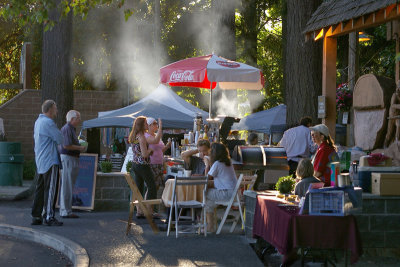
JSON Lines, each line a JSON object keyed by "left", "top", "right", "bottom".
{"left": 167, "top": 176, "right": 208, "bottom": 238}
{"left": 215, "top": 174, "right": 257, "bottom": 234}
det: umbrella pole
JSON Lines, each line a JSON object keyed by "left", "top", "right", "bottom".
{"left": 209, "top": 83, "right": 213, "bottom": 119}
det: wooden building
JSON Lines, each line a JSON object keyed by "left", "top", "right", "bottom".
{"left": 303, "top": 0, "right": 400, "bottom": 138}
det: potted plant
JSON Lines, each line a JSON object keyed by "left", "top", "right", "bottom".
{"left": 336, "top": 83, "right": 353, "bottom": 124}
{"left": 100, "top": 161, "right": 113, "bottom": 173}
{"left": 126, "top": 161, "right": 132, "bottom": 173}
{"left": 275, "top": 175, "right": 296, "bottom": 195}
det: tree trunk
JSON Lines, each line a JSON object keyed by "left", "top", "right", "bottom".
{"left": 285, "top": 0, "right": 322, "bottom": 127}
{"left": 41, "top": 0, "right": 73, "bottom": 128}
{"left": 241, "top": 0, "right": 257, "bottom": 65}
{"left": 211, "top": 0, "right": 237, "bottom": 117}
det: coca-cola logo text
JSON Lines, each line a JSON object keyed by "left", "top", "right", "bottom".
{"left": 170, "top": 70, "right": 195, "bottom": 82}
{"left": 216, "top": 61, "right": 240, "bottom": 68}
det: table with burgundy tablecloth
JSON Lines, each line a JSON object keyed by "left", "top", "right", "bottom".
{"left": 252, "top": 192, "right": 363, "bottom": 265}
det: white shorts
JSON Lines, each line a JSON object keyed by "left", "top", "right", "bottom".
{"left": 205, "top": 188, "right": 234, "bottom": 212}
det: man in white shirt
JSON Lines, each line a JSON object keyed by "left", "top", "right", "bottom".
{"left": 278, "top": 117, "right": 317, "bottom": 177}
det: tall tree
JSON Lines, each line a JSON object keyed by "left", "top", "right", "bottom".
{"left": 240, "top": 0, "right": 257, "bottom": 65}
{"left": 284, "top": 0, "right": 322, "bottom": 126}
{"left": 41, "top": 0, "right": 73, "bottom": 127}
{"left": 211, "top": 0, "right": 237, "bottom": 117}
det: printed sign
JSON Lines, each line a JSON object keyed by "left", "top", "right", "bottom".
{"left": 57, "top": 153, "right": 98, "bottom": 211}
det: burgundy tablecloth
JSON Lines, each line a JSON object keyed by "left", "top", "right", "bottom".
{"left": 252, "top": 193, "right": 363, "bottom": 264}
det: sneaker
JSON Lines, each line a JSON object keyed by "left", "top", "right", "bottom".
{"left": 31, "top": 217, "right": 43, "bottom": 225}
{"left": 44, "top": 218, "right": 63, "bottom": 226}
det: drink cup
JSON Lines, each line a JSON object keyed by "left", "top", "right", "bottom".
{"left": 184, "top": 170, "right": 192, "bottom": 177}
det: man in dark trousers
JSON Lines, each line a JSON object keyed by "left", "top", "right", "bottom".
{"left": 31, "top": 100, "right": 63, "bottom": 226}
{"left": 59, "top": 110, "right": 86, "bottom": 219}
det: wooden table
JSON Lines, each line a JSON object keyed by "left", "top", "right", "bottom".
{"left": 252, "top": 191, "right": 363, "bottom": 265}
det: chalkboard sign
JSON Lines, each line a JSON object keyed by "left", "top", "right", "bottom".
{"left": 57, "top": 153, "right": 98, "bottom": 211}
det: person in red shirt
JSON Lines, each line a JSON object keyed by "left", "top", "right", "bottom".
{"left": 310, "top": 124, "right": 338, "bottom": 186}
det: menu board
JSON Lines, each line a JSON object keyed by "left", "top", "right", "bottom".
{"left": 57, "top": 153, "right": 98, "bottom": 211}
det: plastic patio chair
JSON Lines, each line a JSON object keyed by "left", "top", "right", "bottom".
{"left": 167, "top": 176, "right": 208, "bottom": 238}
{"left": 215, "top": 174, "right": 257, "bottom": 235}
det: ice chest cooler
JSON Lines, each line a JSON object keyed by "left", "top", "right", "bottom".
{"left": 371, "top": 173, "right": 400, "bottom": 196}
{"left": 358, "top": 166, "right": 400, "bottom": 192}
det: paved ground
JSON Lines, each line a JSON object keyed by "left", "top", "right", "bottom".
{"left": 0, "top": 198, "right": 263, "bottom": 267}
{"left": 1, "top": 196, "right": 400, "bottom": 266}
{"left": 0, "top": 234, "right": 72, "bottom": 267}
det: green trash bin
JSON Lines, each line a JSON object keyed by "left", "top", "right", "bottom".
{"left": 0, "top": 142, "right": 24, "bottom": 186}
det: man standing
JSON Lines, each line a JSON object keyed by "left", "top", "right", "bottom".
{"left": 31, "top": 100, "right": 63, "bottom": 226}
{"left": 59, "top": 110, "right": 86, "bottom": 219}
{"left": 278, "top": 117, "right": 317, "bottom": 177}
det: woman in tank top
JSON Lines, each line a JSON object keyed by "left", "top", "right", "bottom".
{"left": 145, "top": 117, "right": 171, "bottom": 190}
{"left": 128, "top": 116, "right": 157, "bottom": 218}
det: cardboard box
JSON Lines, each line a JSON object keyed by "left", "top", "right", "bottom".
{"left": 358, "top": 166, "right": 400, "bottom": 192}
{"left": 371, "top": 173, "right": 400, "bottom": 196}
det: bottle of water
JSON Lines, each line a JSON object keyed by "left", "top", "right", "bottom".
{"left": 171, "top": 138, "right": 175, "bottom": 157}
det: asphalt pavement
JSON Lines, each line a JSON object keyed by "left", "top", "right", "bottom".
{"left": 0, "top": 198, "right": 264, "bottom": 267}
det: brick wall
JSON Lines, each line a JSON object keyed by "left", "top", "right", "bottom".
{"left": 0, "top": 89, "right": 123, "bottom": 160}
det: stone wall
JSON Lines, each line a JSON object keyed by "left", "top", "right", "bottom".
{"left": 355, "top": 194, "right": 400, "bottom": 256}
{"left": 94, "top": 172, "right": 130, "bottom": 211}
{"left": 0, "top": 89, "right": 123, "bottom": 160}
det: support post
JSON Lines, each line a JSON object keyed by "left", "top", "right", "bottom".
{"left": 20, "top": 42, "right": 32, "bottom": 89}
{"left": 209, "top": 83, "right": 213, "bottom": 119}
{"left": 322, "top": 36, "right": 337, "bottom": 139}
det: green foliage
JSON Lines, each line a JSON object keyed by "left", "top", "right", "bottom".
{"left": 0, "top": 0, "right": 136, "bottom": 30}
{"left": 126, "top": 160, "right": 132, "bottom": 173}
{"left": 23, "top": 159, "right": 36, "bottom": 180}
{"left": 275, "top": 175, "right": 295, "bottom": 194}
{"left": 100, "top": 160, "right": 113, "bottom": 173}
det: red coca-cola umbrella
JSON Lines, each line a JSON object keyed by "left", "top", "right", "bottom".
{"left": 160, "top": 54, "right": 264, "bottom": 117}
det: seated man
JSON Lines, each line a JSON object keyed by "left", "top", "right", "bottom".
{"left": 181, "top": 139, "right": 211, "bottom": 175}
{"left": 247, "top": 133, "right": 259, "bottom": 145}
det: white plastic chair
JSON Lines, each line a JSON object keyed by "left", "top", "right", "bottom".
{"left": 167, "top": 176, "right": 208, "bottom": 238}
{"left": 215, "top": 174, "right": 257, "bottom": 235}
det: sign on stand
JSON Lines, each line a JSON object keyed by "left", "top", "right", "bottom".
{"left": 57, "top": 153, "right": 98, "bottom": 211}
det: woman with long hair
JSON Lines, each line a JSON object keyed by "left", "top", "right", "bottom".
{"left": 206, "top": 142, "right": 237, "bottom": 232}
{"left": 128, "top": 116, "right": 157, "bottom": 218}
{"left": 310, "top": 124, "right": 338, "bottom": 187}
{"left": 145, "top": 117, "right": 170, "bottom": 190}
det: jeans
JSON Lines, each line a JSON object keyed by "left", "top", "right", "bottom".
{"left": 131, "top": 163, "right": 157, "bottom": 200}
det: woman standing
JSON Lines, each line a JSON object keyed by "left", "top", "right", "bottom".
{"left": 145, "top": 117, "right": 170, "bottom": 190}
{"left": 310, "top": 124, "right": 338, "bottom": 187}
{"left": 128, "top": 116, "right": 156, "bottom": 218}
{"left": 206, "top": 142, "right": 237, "bottom": 232}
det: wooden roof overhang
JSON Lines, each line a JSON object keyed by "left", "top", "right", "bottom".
{"left": 304, "top": 1, "right": 400, "bottom": 41}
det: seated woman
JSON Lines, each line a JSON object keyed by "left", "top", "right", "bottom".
{"left": 294, "top": 158, "right": 321, "bottom": 198}
{"left": 206, "top": 142, "right": 237, "bottom": 233}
